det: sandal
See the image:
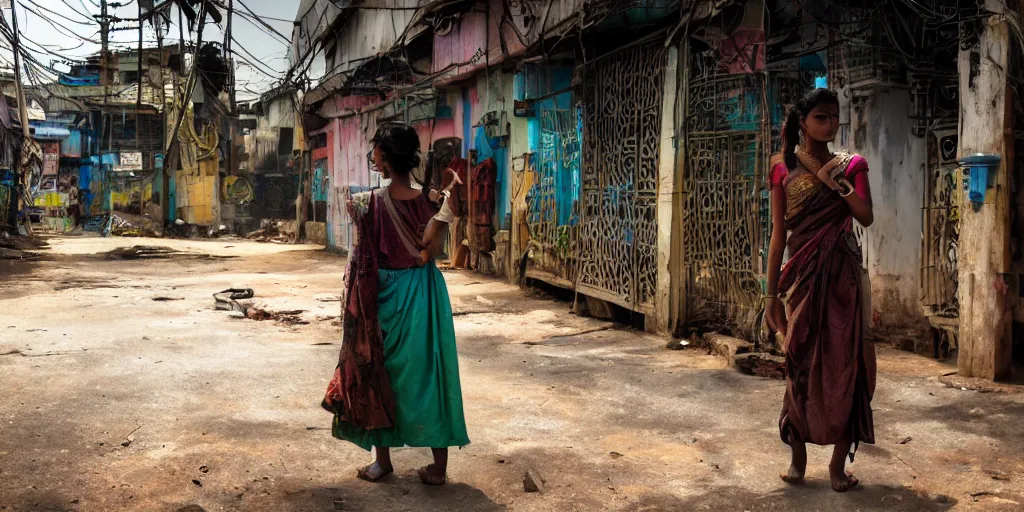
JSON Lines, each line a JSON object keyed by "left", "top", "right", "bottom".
{"left": 356, "top": 462, "right": 393, "bottom": 482}
{"left": 417, "top": 464, "right": 447, "bottom": 486}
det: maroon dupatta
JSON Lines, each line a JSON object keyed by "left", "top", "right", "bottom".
{"left": 322, "top": 190, "right": 396, "bottom": 430}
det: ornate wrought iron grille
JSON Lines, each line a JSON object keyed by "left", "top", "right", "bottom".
{"left": 920, "top": 131, "right": 961, "bottom": 318}
{"left": 681, "top": 66, "right": 810, "bottom": 333}
{"left": 919, "top": 88, "right": 961, "bottom": 320}
{"left": 578, "top": 43, "right": 667, "bottom": 309}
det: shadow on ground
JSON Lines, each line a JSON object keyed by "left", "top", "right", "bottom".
{"left": 621, "top": 484, "right": 955, "bottom": 511}
{"left": 240, "top": 479, "right": 506, "bottom": 512}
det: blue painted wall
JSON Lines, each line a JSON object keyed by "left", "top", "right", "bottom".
{"left": 515, "top": 65, "right": 580, "bottom": 228}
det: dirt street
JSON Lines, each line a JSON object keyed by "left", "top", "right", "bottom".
{"left": 1, "top": 236, "right": 1023, "bottom": 511}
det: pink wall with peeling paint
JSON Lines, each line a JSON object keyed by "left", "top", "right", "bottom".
{"left": 431, "top": 0, "right": 527, "bottom": 82}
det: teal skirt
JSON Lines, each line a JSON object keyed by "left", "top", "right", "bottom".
{"left": 332, "top": 263, "right": 470, "bottom": 451}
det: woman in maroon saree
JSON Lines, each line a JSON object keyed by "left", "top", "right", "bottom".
{"left": 765, "top": 88, "right": 876, "bottom": 493}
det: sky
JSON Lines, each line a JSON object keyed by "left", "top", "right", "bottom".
{"left": 1, "top": 0, "right": 308, "bottom": 102}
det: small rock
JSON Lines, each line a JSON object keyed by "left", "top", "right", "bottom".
{"left": 191, "top": 479, "right": 202, "bottom": 487}
{"left": 897, "top": 436, "right": 912, "bottom": 445}
{"left": 332, "top": 499, "right": 345, "bottom": 510}
{"left": 665, "top": 339, "right": 690, "bottom": 350}
{"left": 497, "top": 458, "right": 507, "bottom": 464}
{"left": 199, "top": 465, "right": 209, "bottom": 474}
{"left": 929, "top": 494, "right": 952, "bottom": 504}
{"left": 523, "top": 470, "right": 545, "bottom": 493}
{"left": 120, "top": 439, "right": 132, "bottom": 448}
{"left": 609, "top": 452, "right": 624, "bottom": 459}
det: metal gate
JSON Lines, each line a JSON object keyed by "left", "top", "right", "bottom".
{"left": 578, "top": 42, "right": 667, "bottom": 311}
{"left": 681, "top": 48, "right": 810, "bottom": 333}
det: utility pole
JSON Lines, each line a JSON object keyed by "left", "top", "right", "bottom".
{"left": 7, "top": 1, "right": 30, "bottom": 140}
{"left": 225, "top": 0, "right": 235, "bottom": 177}
{"left": 137, "top": 0, "right": 144, "bottom": 115}
{"left": 100, "top": 0, "right": 110, "bottom": 155}
{"left": 5, "top": 1, "right": 30, "bottom": 232}
{"left": 155, "top": 13, "right": 169, "bottom": 224}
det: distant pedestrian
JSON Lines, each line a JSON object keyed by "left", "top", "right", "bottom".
{"left": 764, "top": 88, "right": 876, "bottom": 493}
{"left": 322, "top": 123, "right": 468, "bottom": 486}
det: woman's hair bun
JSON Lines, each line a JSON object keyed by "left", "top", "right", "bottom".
{"left": 372, "top": 123, "right": 422, "bottom": 173}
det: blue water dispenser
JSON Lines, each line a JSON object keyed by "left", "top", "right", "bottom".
{"left": 960, "top": 153, "right": 1001, "bottom": 210}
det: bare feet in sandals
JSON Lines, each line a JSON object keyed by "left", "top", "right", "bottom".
{"left": 417, "top": 464, "right": 447, "bottom": 486}
{"left": 356, "top": 461, "right": 393, "bottom": 482}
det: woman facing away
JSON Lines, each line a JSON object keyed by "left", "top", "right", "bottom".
{"left": 764, "top": 88, "right": 876, "bottom": 493}
{"left": 322, "top": 123, "right": 469, "bottom": 486}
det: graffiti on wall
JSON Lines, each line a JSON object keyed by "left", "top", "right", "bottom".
{"left": 578, "top": 42, "right": 666, "bottom": 309}
{"left": 526, "top": 105, "right": 580, "bottom": 260}
{"left": 920, "top": 127, "right": 960, "bottom": 319}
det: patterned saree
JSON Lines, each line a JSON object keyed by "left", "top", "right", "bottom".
{"left": 772, "top": 150, "right": 876, "bottom": 453}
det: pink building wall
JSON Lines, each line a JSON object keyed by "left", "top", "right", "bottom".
{"left": 431, "top": 0, "right": 526, "bottom": 83}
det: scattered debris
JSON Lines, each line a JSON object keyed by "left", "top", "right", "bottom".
{"left": 246, "top": 308, "right": 308, "bottom": 325}
{"left": 0, "top": 248, "right": 39, "bottom": 260}
{"left": 106, "top": 246, "right": 178, "bottom": 260}
{"left": 214, "top": 288, "right": 254, "bottom": 313}
{"left": 523, "top": 470, "right": 545, "bottom": 493}
{"left": 733, "top": 353, "right": 786, "bottom": 380}
{"left": 897, "top": 436, "right": 913, "bottom": 445}
{"left": 89, "top": 212, "right": 163, "bottom": 238}
{"left": 665, "top": 339, "right": 690, "bottom": 351}
{"left": 939, "top": 373, "right": 1020, "bottom": 394}
{"left": 246, "top": 219, "right": 297, "bottom": 243}
{"left": 120, "top": 424, "right": 142, "bottom": 448}
{"left": 706, "top": 333, "right": 753, "bottom": 365}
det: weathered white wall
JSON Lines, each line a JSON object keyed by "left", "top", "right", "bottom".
{"left": 839, "top": 89, "right": 927, "bottom": 329}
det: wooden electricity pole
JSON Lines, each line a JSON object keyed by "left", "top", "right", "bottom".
{"left": 7, "top": 1, "right": 30, "bottom": 139}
